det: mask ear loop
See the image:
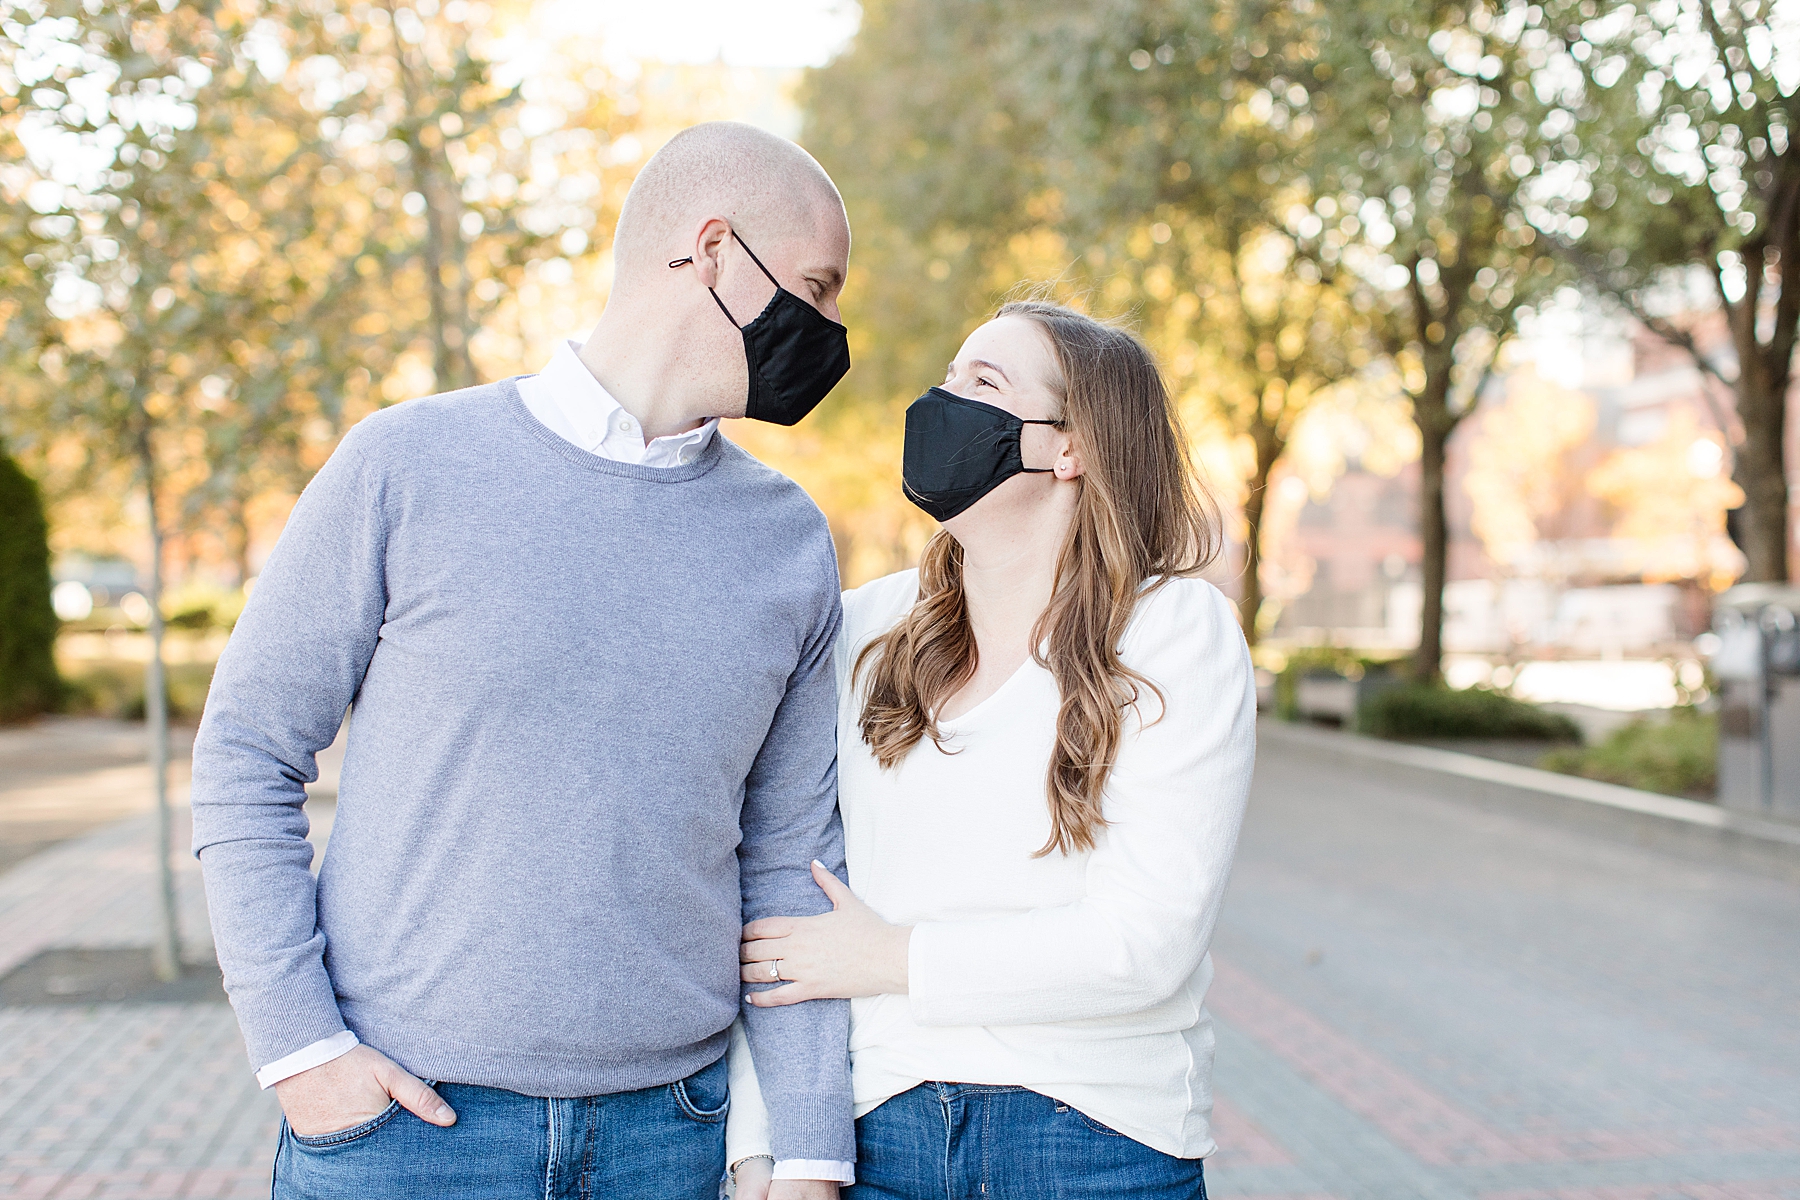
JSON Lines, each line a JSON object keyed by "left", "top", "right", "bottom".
{"left": 728, "top": 231, "right": 784, "bottom": 290}
{"left": 669, "top": 231, "right": 778, "bottom": 326}
{"left": 668, "top": 253, "right": 742, "bottom": 326}
{"left": 706, "top": 231, "right": 785, "bottom": 327}
{"left": 1018, "top": 418, "right": 1066, "bottom": 473}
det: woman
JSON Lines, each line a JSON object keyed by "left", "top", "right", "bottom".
{"left": 730, "top": 300, "right": 1255, "bottom": 1199}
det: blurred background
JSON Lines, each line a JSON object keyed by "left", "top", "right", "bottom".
{"left": 10, "top": 9, "right": 1800, "bottom": 1200}
{"left": 5, "top": 0, "right": 1795, "bottom": 803}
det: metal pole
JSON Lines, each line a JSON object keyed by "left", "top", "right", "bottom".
{"left": 1757, "top": 606, "right": 1794, "bottom": 815}
{"left": 1761, "top": 623, "right": 1775, "bottom": 814}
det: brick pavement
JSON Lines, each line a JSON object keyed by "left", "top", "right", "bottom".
{"left": 0, "top": 729, "right": 1796, "bottom": 1198}
{"left": 0, "top": 751, "right": 333, "bottom": 1200}
{"left": 0, "top": 718, "right": 196, "bottom": 873}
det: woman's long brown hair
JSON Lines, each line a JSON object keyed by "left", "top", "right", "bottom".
{"left": 856, "top": 300, "right": 1221, "bottom": 856}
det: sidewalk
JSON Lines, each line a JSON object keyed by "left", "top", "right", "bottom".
{"left": 0, "top": 805, "right": 283, "bottom": 1200}
{"left": 0, "top": 718, "right": 196, "bottom": 873}
{"left": 0, "top": 723, "right": 337, "bottom": 1200}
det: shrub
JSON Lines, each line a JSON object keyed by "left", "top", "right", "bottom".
{"left": 1274, "top": 647, "right": 1407, "bottom": 721}
{"left": 161, "top": 581, "right": 247, "bottom": 631}
{"left": 60, "top": 658, "right": 215, "bottom": 721}
{"left": 0, "top": 449, "right": 60, "bottom": 723}
{"left": 1539, "top": 708, "right": 1715, "bottom": 799}
{"left": 1356, "top": 683, "right": 1581, "bottom": 742}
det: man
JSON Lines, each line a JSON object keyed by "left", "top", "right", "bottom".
{"left": 192, "top": 122, "right": 855, "bottom": 1199}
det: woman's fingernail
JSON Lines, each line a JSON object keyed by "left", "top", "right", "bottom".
{"left": 436, "top": 1106, "right": 454, "bottom": 1122}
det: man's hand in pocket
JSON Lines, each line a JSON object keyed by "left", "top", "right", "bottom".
{"left": 274, "top": 1044, "right": 456, "bottom": 1137}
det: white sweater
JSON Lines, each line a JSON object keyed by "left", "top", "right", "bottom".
{"left": 727, "top": 569, "right": 1256, "bottom": 1164}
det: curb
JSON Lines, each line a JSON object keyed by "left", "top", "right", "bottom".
{"left": 1257, "top": 718, "right": 1800, "bottom": 875}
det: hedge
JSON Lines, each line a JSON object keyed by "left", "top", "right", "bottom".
{"left": 0, "top": 448, "right": 60, "bottom": 723}
{"left": 1356, "top": 683, "right": 1581, "bottom": 742}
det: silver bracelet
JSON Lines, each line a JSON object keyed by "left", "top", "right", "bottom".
{"left": 730, "top": 1154, "right": 775, "bottom": 1181}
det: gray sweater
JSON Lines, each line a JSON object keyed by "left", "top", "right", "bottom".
{"left": 191, "top": 381, "right": 853, "bottom": 1163}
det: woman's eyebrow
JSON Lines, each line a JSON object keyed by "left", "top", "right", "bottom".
{"left": 968, "top": 358, "right": 1011, "bottom": 384}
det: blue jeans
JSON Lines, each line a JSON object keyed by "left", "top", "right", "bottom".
{"left": 845, "top": 1082, "right": 1206, "bottom": 1200}
{"left": 272, "top": 1055, "right": 727, "bottom": 1200}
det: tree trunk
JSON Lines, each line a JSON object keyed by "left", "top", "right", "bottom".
{"left": 228, "top": 492, "right": 252, "bottom": 589}
{"left": 1732, "top": 341, "right": 1791, "bottom": 582}
{"left": 412, "top": 135, "right": 465, "bottom": 392}
{"left": 1237, "top": 429, "right": 1284, "bottom": 646}
{"left": 388, "top": 11, "right": 474, "bottom": 395}
{"left": 135, "top": 421, "right": 181, "bottom": 983}
{"left": 1413, "top": 380, "right": 1453, "bottom": 684}
{"left": 1238, "top": 475, "right": 1267, "bottom": 646}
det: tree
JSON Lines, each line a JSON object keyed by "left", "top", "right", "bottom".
{"left": 1012, "top": 0, "right": 1378, "bottom": 640}
{"left": 281, "top": 0, "right": 627, "bottom": 398}
{"left": 0, "top": 0, "right": 345, "bottom": 978}
{"left": 6, "top": 1, "right": 629, "bottom": 592}
{"left": 1305, "top": 0, "right": 1568, "bottom": 680}
{"left": 1101, "top": 213, "right": 1372, "bottom": 640}
{"left": 803, "top": 0, "right": 1375, "bottom": 637}
{"left": 0, "top": 442, "right": 59, "bottom": 723}
{"left": 1536, "top": 0, "right": 1799, "bottom": 583}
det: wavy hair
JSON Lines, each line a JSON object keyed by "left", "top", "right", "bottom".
{"left": 856, "top": 300, "right": 1220, "bottom": 855}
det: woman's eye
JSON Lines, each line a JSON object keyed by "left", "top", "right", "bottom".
{"left": 976, "top": 377, "right": 996, "bottom": 388}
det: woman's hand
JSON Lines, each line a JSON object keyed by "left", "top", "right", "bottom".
{"left": 740, "top": 861, "right": 911, "bottom": 1006}
{"left": 731, "top": 1156, "right": 772, "bottom": 1200}
{"left": 730, "top": 1158, "right": 839, "bottom": 1200}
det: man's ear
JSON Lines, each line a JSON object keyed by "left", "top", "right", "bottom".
{"left": 691, "top": 217, "right": 733, "bottom": 288}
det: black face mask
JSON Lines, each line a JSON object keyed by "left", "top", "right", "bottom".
{"left": 676, "top": 232, "right": 850, "bottom": 427}
{"left": 901, "top": 386, "right": 1063, "bottom": 522}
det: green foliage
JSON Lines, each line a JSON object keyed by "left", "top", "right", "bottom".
{"left": 1274, "top": 647, "right": 1405, "bottom": 720}
{"left": 0, "top": 1, "right": 618, "bottom": 578}
{"left": 803, "top": 0, "right": 1381, "bottom": 635}
{"left": 1543, "top": 0, "right": 1793, "bottom": 302}
{"left": 1533, "top": 0, "right": 1798, "bottom": 582}
{"left": 60, "top": 658, "right": 214, "bottom": 723}
{"left": 160, "top": 582, "right": 245, "bottom": 632}
{"left": 1539, "top": 709, "right": 1717, "bottom": 800}
{"left": 0, "top": 448, "right": 59, "bottom": 722}
{"left": 1357, "top": 684, "right": 1581, "bottom": 742}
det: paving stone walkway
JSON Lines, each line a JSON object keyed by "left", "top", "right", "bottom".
{"left": 0, "top": 734, "right": 333, "bottom": 1200}
{"left": 0, "top": 725, "right": 1796, "bottom": 1198}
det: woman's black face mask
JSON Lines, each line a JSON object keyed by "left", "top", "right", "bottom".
{"left": 677, "top": 231, "right": 851, "bottom": 427}
{"left": 901, "top": 386, "right": 1063, "bottom": 522}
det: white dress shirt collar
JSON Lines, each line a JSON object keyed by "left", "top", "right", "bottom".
{"left": 519, "top": 339, "right": 719, "bottom": 468}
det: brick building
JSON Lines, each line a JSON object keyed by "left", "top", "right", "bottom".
{"left": 1270, "top": 309, "right": 1751, "bottom": 654}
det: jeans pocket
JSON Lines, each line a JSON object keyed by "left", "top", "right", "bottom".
{"left": 670, "top": 1059, "right": 731, "bottom": 1124}
{"left": 1064, "top": 1106, "right": 1131, "bottom": 1139}
{"left": 287, "top": 1099, "right": 404, "bottom": 1148}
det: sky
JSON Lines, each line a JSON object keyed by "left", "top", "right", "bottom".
{"left": 533, "top": 0, "right": 862, "bottom": 69}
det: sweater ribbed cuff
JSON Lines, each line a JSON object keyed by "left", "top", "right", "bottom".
{"left": 764, "top": 1090, "right": 857, "bottom": 1166}
{"left": 226, "top": 955, "right": 349, "bottom": 1071}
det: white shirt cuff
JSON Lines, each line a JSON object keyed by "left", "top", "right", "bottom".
{"left": 772, "top": 1160, "right": 855, "bottom": 1183}
{"left": 255, "top": 1030, "right": 360, "bottom": 1089}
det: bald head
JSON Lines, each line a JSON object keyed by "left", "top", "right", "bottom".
{"left": 611, "top": 122, "right": 845, "bottom": 288}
